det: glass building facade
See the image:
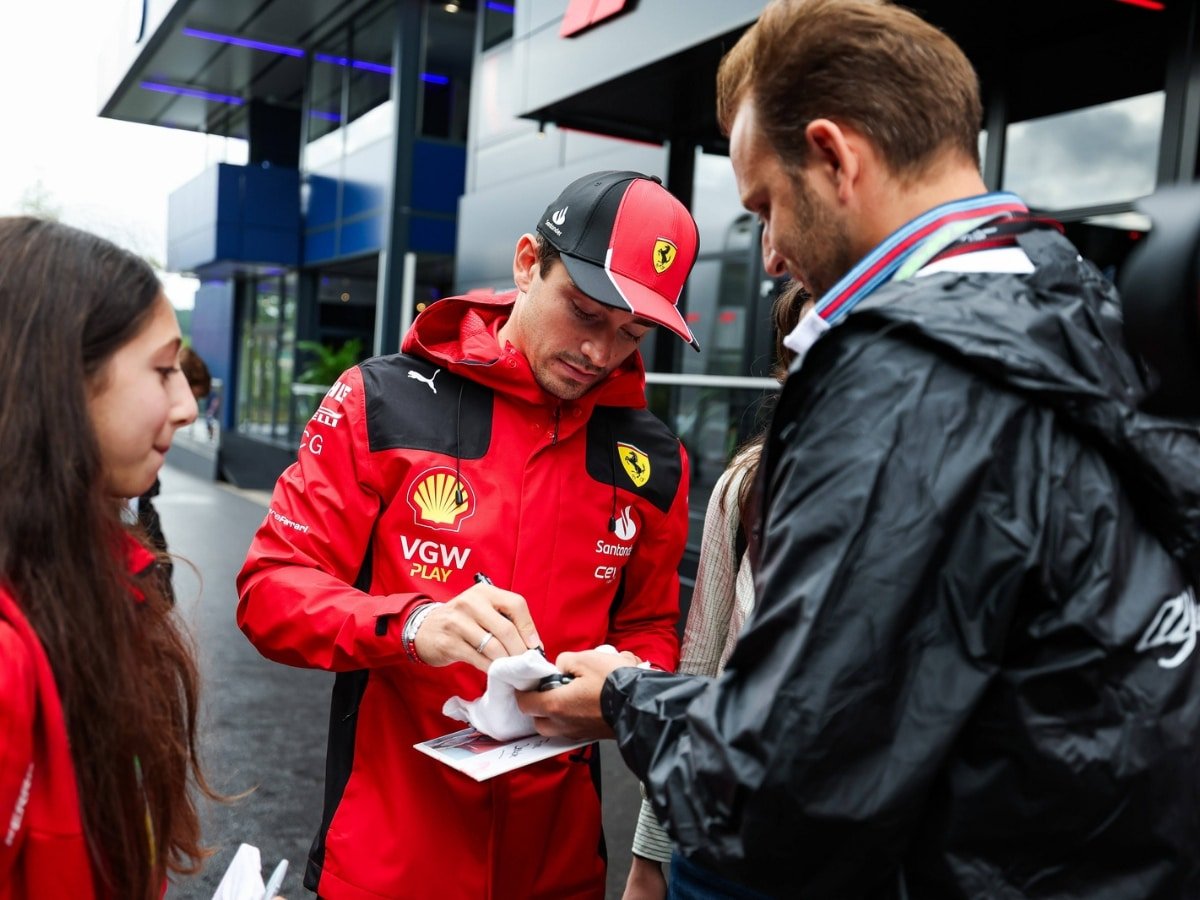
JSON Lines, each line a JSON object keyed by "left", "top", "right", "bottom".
{"left": 101, "top": 0, "right": 1198, "bottom": 579}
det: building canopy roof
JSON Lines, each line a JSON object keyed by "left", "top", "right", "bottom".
{"left": 99, "top": 0, "right": 427, "bottom": 139}
{"left": 522, "top": 0, "right": 1173, "bottom": 154}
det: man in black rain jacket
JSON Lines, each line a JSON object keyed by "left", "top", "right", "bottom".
{"left": 519, "top": 1, "right": 1200, "bottom": 897}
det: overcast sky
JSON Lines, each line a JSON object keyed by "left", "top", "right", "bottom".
{"left": 0, "top": 0, "right": 245, "bottom": 303}
{"left": 0, "top": 0, "right": 1165, "bottom": 302}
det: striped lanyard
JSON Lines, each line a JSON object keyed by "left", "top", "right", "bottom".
{"left": 783, "top": 191, "right": 1029, "bottom": 363}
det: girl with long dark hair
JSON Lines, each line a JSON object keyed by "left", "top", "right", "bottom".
{"left": 0, "top": 217, "right": 213, "bottom": 899}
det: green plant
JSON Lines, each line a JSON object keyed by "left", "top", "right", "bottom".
{"left": 296, "top": 338, "right": 364, "bottom": 386}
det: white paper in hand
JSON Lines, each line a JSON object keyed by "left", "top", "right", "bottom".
{"left": 211, "top": 843, "right": 287, "bottom": 900}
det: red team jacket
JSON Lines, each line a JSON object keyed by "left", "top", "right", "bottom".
{"left": 0, "top": 588, "right": 96, "bottom": 900}
{"left": 0, "top": 539, "right": 158, "bottom": 900}
{"left": 237, "top": 292, "right": 688, "bottom": 899}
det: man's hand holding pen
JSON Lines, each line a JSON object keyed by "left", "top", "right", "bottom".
{"left": 411, "top": 575, "right": 542, "bottom": 671}
{"left": 516, "top": 649, "right": 640, "bottom": 741}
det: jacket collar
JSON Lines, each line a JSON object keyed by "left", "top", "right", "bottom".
{"left": 402, "top": 291, "right": 649, "bottom": 412}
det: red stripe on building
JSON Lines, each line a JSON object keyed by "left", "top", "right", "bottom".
{"left": 560, "top": 0, "right": 630, "bottom": 38}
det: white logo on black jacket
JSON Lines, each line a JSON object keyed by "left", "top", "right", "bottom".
{"left": 1137, "top": 587, "right": 1200, "bottom": 668}
{"left": 407, "top": 369, "right": 440, "bottom": 394}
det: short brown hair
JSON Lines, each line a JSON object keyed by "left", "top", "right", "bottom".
{"left": 534, "top": 232, "right": 561, "bottom": 276}
{"left": 717, "top": 0, "right": 981, "bottom": 179}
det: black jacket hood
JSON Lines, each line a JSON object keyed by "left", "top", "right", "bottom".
{"left": 849, "top": 228, "right": 1200, "bottom": 572}
{"left": 603, "top": 225, "right": 1200, "bottom": 899}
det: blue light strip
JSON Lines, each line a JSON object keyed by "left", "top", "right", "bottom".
{"left": 309, "top": 110, "right": 341, "bottom": 122}
{"left": 420, "top": 73, "right": 449, "bottom": 85}
{"left": 182, "top": 26, "right": 305, "bottom": 57}
{"left": 353, "top": 59, "right": 394, "bottom": 75}
{"left": 180, "top": 26, "right": 415, "bottom": 85}
{"left": 486, "top": 1, "right": 515, "bottom": 13}
{"left": 314, "top": 52, "right": 397, "bottom": 77}
{"left": 140, "top": 81, "right": 244, "bottom": 105}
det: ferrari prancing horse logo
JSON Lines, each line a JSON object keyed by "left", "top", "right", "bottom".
{"left": 617, "top": 442, "right": 650, "bottom": 488}
{"left": 653, "top": 239, "right": 677, "bottom": 274}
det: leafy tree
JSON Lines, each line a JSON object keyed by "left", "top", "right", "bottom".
{"left": 296, "top": 338, "right": 364, "bottom": 386}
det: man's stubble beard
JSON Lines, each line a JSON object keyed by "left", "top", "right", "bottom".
{"left": 532, "top": 358, "right": 592, "bottom": 401}
{"left": 786, "top": 172, "right": 858, "bottom": 301}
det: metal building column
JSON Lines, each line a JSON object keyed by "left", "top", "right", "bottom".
{"left": 376, "top": 0, "right": 423, "bottom": 355}
{"left": 1158, "top": 0, "right": 1200, "bottom": 185}
{"left": 650, "top": 137, "right": 697, "bottom": 376}
{"left": 294, "top": 269, "right": 319, "bottom": 357}
{"left": 981, "top": 83, "right": 1008, "bottom": 192}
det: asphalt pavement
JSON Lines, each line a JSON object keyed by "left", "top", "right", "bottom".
{"left": 156, "top": 461, "right": 645, "bottom": 899}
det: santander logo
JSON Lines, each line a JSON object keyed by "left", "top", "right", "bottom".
{"left": 613, "top": 505, "right": 637, "bottom": 541}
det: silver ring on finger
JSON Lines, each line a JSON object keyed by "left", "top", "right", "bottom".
{"left": 476, "top": 632, "right": 494, "bottom": 655}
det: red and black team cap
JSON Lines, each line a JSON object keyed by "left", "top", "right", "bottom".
{"left": 536, "top": 170, "right": 701, "bottom": 350}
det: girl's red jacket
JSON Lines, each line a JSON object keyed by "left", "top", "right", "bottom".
{"left": 237, "top": 292, "right": 688, "bottom": 899}
{"left": 1, "top": 539, "right": 157, "bottom": 900}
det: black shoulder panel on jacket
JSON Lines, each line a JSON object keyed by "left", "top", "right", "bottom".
{"left": 585, "top": 406, "right": 681, "bottom": 514}
{"left": 358, "top": 354, "right": 493, "bottom": 459}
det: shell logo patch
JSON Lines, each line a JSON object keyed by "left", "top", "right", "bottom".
{"left": 408, "top": 467, "right": 475, "bottom": 531}
{"left": 617, "top": 442, "right": 650, "bottom": 488}
{"left": 653, "top": 239, "right": 678, "bottom": 274}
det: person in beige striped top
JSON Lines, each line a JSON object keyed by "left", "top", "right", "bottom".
{"left": 622, "top": 279, "right": 811, "bottom": 899}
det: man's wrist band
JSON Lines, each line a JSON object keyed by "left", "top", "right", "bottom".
{"left": 402, "top": 603, "right": 437, "bottom": 663}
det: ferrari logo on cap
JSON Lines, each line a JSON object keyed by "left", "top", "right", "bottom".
{"left": 617, "top": 442, "right": 651, "bottom": 488}
{"left": 653, "top": 239, "right": 677, "bottom": 275}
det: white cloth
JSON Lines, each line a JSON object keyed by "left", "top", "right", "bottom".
{"left": 443, "top": 645, "right": 621, "bottom": 740}
{"left": 211, "top": 843, "right": 288, "bottom": 900}
{"left": 443, "top": 649, "right": 560, "bottom": 740}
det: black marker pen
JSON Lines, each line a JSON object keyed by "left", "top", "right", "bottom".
{"left": 537, "top": 672, "right": 574, "bottom": 691}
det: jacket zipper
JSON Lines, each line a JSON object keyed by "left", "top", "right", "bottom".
{"left": 551, "top": 405, "right": 561, "bottom": 445}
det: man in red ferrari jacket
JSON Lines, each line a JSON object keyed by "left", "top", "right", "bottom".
{"left": 237, "top": 170, "right": 699, "bottom": 899}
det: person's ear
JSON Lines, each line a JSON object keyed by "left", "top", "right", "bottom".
{"left": 513, "top": 234, "right": 540, "bottom": 292}
{"left": 805, "top": 119, "right": 861, "bottom": 204}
